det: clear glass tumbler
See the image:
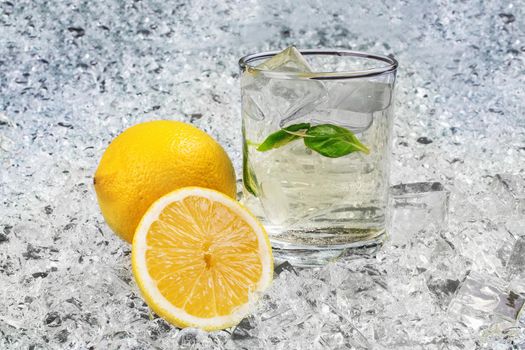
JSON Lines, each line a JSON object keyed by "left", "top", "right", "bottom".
{"left": 239, "top": 49, "right": 398, "bottom": 266}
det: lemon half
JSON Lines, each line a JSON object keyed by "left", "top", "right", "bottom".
{"left": 131, "top": 187, "right": 273, "bottom": 331}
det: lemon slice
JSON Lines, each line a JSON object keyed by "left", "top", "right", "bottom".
{"left": 132, "top": 187, "right": 273, "bottom": 331}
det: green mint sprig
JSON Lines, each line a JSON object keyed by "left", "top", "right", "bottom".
{"left": 256, "top": 123, "right": 311, "bottom": 152}
{"left": 243, "top": 139, "right": 259, "bottom": 196}
{"left": 257, "top": 123, "right": 369, "bottom": 158}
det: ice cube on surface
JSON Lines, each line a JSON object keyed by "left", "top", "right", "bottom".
{"left": 389, "top": 182, "right": 449, "bottom": 244}
{"left": 448, "top": 271, "right": 525, "bottom": 331}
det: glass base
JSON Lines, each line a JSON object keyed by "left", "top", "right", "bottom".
{"left": 270, "top": 229, "right": 387, "bottom": 267}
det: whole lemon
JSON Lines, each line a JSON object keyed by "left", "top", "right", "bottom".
{"left": 94, "top": 120, "right": 236, "bottom": 243}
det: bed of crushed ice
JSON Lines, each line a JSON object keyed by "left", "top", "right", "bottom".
{"left": 1, "top": 1, "right": 524, "bottom": 349}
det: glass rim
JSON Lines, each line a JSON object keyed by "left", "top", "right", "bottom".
{"left": 238, "top": 49, "right": 398, "bottom": 80}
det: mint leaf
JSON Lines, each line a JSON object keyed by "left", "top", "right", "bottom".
{"left": 256, "top": 122, "right": 369, "bottom": 159}
{"left": 257, "top": 123, "right": 310, "bottom": 151}
{"left": 304, "top": 124, "right": 370, "bottom": 158}
{"left": 242, "top": 139, "right": 259, "bottom": 196}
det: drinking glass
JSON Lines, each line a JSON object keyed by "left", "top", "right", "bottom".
{"left": 239, "top": 49, "right": 398, "bottom": 266}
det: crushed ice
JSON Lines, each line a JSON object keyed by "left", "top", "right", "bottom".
{"left": 0, "top": 0, "right": 523, "bottom": 348}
